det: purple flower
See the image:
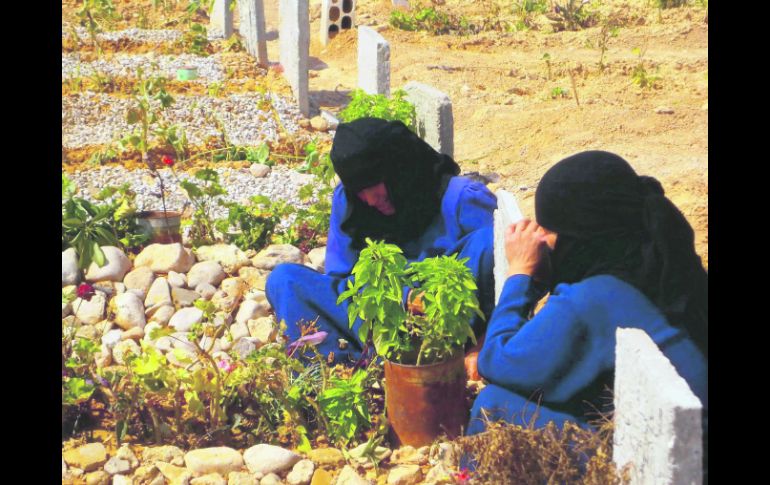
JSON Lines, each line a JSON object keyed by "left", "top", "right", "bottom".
{"left": 85, "top": 378, "right": 94, "bottom": 387}
{"left": 286, "top": 331, "right": 328, "bottom": 356}
{"left": 94, "top": 375, "right": 109, "bottom": 387}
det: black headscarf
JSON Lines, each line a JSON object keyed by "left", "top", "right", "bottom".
{"left": 330, "top": 117, "right": 460, "bottom": 249}
{"left": 535, "top": 151, "right": 708, "bottom": 358}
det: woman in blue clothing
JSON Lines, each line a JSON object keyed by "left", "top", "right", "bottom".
{"left": 266, "top": 117, "right": 497, "bottom": 375}
{"left": 467, "top": 151, "right": 707, "bottom": 474}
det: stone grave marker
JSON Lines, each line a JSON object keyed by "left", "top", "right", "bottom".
{"left": 614, "top": 328, "right": 704, "bottom": 485}
{"left": 357, "top": 26, "right": 390, "bottom": 96}
{"left": 280, "top": 0, "right": 310, "bottom": 116}
{"left": 238, "top": 0, "right": 268, "bottom": 65}
{"left": 209, "top": 0, "right": 234, "bottom": 39}
{"left": 493, "top": 190, "right": 524, "bottom": 304}
{"left": 403, "top": 82, "right": 454, "bottom": 158}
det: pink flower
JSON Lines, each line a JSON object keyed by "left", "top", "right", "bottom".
{"left": 286, "top": 331, "right": 328, "bottom": 356}
{"left": 162, "top": 155, "right": 174, "bottom": 167}
{"left": 77, "top": 283, "right": 95, "bottom": 301}
{"left": 217, "top": 359, "right": 235, "bottom": 373}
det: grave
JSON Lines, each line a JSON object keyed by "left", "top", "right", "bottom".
{"left": 357, "top": 26, "right": 390, "bottom": 96}
{"left": 320, "top": 0, "right": 357, "bottom": 46}
{"left": 614, "top": 328, "right": 704, "bottom": 485}
{"left": 209, "top": 0, "right": 234, "bottom": 39}
{"left": 279, "top": 0, "right": 310, "bottom": 117}
{"left": 403, "top": 82, "right": 454, "bottom": 158}
{"left": 238, "top": 0, "right": 268, "bottom": 65}
{"left": 492, "top": 190, "right": 524, "bottom": 304}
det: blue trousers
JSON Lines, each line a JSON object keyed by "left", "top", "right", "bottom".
{"left": 266, "top": 228, "right": 494, "bottom": 364}
{"left": 467, "top": 384, "right": 590, "bottom": 435}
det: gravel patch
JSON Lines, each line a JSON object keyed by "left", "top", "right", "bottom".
{"left": 67, "top": 165, "right": 322, "bottom": 219}
{"left": 62, "top": 52, "right": 232, "bottom": 82}
{"left": 62, "top": 92, "right": 302, "bottom": 148}
{"left": 64, "top": 24, "right": 236, "bottom": 45}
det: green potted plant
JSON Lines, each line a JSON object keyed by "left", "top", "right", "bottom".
{"left": 338, "top": 238, "right": 483, "bottom": 447}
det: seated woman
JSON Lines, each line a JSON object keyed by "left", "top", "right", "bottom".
{"left": 467, "top": 151, "right": 707, "bottom": 470}
{"left": 266, "top": 117, "right": 497, "bottom": 373}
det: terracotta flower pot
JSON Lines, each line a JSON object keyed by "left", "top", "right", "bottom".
{"left": 136, "top": 210, "right": 182, "bottom": 244}
{"left": 383, "top": 352, "right": 468, "bottom": 447}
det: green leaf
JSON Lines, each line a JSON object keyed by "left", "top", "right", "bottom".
{"left": 91, "top": 242, "right": 106, "bottom": 267}
{"left": 126, "top": 108, "right": 141, "bottom": 124}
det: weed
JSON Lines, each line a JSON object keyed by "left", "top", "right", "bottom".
{"left": 389, "top": 4, "right": 476, "bottom": 35}
{"left": 180, "top": 22, "right": 211, "bottom": 56}
{"left": 553, "top": 0, "right": 598, "bottom": 30}
{"left": 630, "top": 46, "right": 661, "bottom": 89}
{"left": 586, "top": 16, "right": 621, "bottom": 70}
{"left": 207, "top": 82, "right": 224, "bottom": 97}
{"left": 651, "top": 0, "right": 687, "bottom": 8}
{"left": 550, "top": 86, "right": 569, "bottom": 99}
{"left": 76, "top": 0, "right": 120, "bottom": 56}
{"left": 542, "top": 53, "right": 552, "bottom": 80}
{"left": 338, "top": 89, "right": 417, "bottom": 131}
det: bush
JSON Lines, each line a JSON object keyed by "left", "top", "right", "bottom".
{"left": 338, "top": 89, "right": 417, "bottom": 132}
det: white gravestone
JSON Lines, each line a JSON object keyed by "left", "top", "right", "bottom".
{"left": 280, "top": 0, "right": 310, "bottom": 117}
{"left": 492, "top": 190, "right": 524, "bottom": 304}
{"left": 614, "top": 328, "right": 704, "bottom": 485}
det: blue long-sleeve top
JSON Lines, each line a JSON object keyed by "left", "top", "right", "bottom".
{"left": 478, "top": 274, "right": 708, "bottom": 415}
{"left": 325, "top": 176, "right": 497, "bottom": 276}
{"left": 324, "top": 176, "right": 498, "bottom": 332}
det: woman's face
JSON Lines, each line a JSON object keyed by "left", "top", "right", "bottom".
{"left": 357, "top": 182, "right": 396, "bottom": 215}
{"left": 539, "top": 226, "right": 558, "bottom": 250}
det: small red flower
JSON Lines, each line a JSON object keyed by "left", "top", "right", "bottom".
{"left": 453, "top": 468, "right": 472, "bottom": 484}
{"left": 272, "top": 63, "right": 284, "bottom": 74}
{"left": 162, "top": 155, "right": 174, "bottom": 167}
{"left": 77, "top": 283, "right": 95, "bottom": 301}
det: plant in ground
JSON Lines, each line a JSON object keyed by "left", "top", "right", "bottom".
{"left": 552, "top": 0, "right": 599, "bottom": 30}
{"left": 550, "top": 86, "right": 569, "bottom": 99}
{"left": 176, "top": 168, "right": 227, "bottom": 246}
{"left": 318, "top": 369, "right": 370, "bottom": 446}
{"left": 511, "top": 0, "right": 549, "bottom": 31}
{"left": 120, "top": 66, "right": 183, "bottom": 235}
{"left": 630, "top": 46, "right": 661, "bottom": 89}
{"left": 542, "top": 53, "right": 552, "bottom": 80}
{"left": 390, "top": 4, "right": 476, "bottom": 35}
{"left": 180, "top": 22, "right": 211, "bottom": 56}
{"left": 62, "top": 175, "right": 121, "bottom": 269}
{"left": 339, "top": 89, "right": 417, "bottom": 132}
{"left": 215, "top": 195, "right": 285, "bottom": 251}
{"left": 652, "top": 0, "right": 687, "bottom": 8}
{"left": 339, "top": 239, "right": 482, "bottom": 365}
{"left": 76, "top": 0, "right": 120, "bottom": 56}
{"left": 585, "top": 15, "right": 621, "bottom": 71}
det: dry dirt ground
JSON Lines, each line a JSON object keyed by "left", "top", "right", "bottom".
{"left": 274, "top": 0, "right": 708, "bottom": 267}
{"left": 63, "top": 0, "right": 708, "bottom": 266}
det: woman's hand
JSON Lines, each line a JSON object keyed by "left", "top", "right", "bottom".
{"left": 464, "top": 335, "right": 485, "bottom": 381}
{"left": 406, "top": 289, "right": 425, "bottom": 315}
{"left": 505, "top": 219, "right": 551, "bottom": 280}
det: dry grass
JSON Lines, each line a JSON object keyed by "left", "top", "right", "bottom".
{"left": 455, "top": 417, "right": 630, "bottom": 484}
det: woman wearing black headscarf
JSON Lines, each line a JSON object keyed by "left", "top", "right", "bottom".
{"left": 266, "top": 118, "right": 497, "bottom": 372}
{"left": 467, "top": 151, "right": 707, "bottom": 473}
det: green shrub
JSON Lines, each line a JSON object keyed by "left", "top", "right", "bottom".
{"left": 338, "top": 89, "right": 416, "bottom": 131}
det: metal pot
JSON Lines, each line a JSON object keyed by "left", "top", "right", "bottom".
{"left": 136, "top": 210, "right": 182, "bottom": 244}
{"left": 383, "top": 352, "right": 468, "bottom": 447}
